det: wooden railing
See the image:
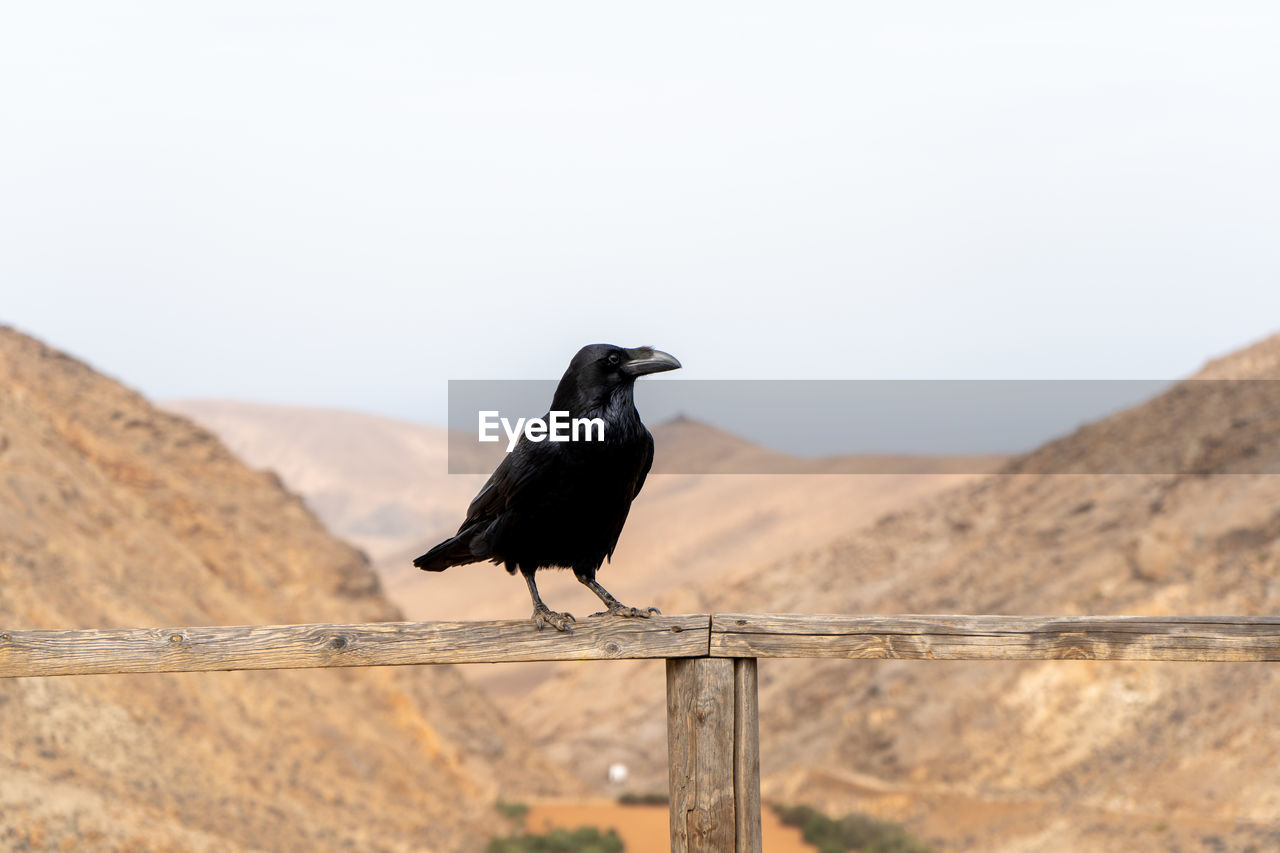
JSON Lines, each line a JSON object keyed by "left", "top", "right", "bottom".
{"left": 4, "top": 614, "right": 1279, "bottom": 852}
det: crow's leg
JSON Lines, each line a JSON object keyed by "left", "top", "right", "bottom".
{"left": 575, "top": 571, "right": 661, "bottom": 619}
{"left": 522, "top": 569, "right": 575, "bottom": 632}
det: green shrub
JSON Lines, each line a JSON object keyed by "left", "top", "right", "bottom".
{"left": 772, "top": 803, "right": 934, "bottom": 853}
{"left": 486, "top": 825, "right": 624, "bottom": 853}
{"left": 617, "top": 792, "right": 668, "bottom": 806}
{"left": 495, "top": 800, "right": 530, "bottom": 822}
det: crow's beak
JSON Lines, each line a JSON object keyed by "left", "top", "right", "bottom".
{"left": 622, "top": 347, "right": 682, "bottom": 377}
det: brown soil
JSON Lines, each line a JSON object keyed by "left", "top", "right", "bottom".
{"left": 519, "top": 800, "right": 816, "bottom": 853}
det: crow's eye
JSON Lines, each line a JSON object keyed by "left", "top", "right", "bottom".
{"left": 607, "top": 353, "right": 621, "bottom": 366}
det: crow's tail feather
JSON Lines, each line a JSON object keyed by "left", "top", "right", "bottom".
{"left": 413, "top": 534, "right": 482, "bottom": 572}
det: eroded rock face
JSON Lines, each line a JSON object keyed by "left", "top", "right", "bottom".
{"left": 0, "top": 327, "right": 581, "bottom": 853}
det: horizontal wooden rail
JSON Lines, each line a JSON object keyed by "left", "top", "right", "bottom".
{"left": 3, "top": 614, "right": 1280, "bottom": 677}
{"left": 712, "top": 614, "right": 1280, "bottom": 662}
{"left": 0, "top": 616, "right": 711, "bottom": 677}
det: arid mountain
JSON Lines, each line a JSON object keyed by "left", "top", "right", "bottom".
{"left": 525, "top": 334, "right": 1280, "bottom": 851}
{"left": 0, "top": 327, "right": 580, "bottom": 852}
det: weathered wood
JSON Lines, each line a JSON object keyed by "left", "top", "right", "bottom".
{"left": 710, "top": 614, "right": 1280, "bottom": 661}
{"left": 6, "top": 614, "right": 1280, "bottom": 677}
{"left": 732, "top": 657, "right": 762, "bottom": 853}
{"left": 667, "top": 657, "right": 736, "bottom": 853}
{"left": 0, "top": 615, "right": 710, "bottom": 677}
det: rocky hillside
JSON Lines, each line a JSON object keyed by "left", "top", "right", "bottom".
{"left": 524, "top": 334, "right": 1280, "bottom": 852}
{"left": 0, "top": 327, "right": 579, "bottom": 852}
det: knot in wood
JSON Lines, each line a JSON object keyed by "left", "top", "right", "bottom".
{"left": 169, "top": 634, "right": 184, "bottom": 644}
{"left": 604, "top": 642, "right": 621, "bottom": 656}
{"left": 328, "top": 636, "right": 348, "bottom": 651}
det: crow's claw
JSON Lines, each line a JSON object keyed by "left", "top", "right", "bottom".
{"left": 590, "top": 605, "right": 661, "bottom": 619}
{"left": 531, "top": 606, "right": 576, "bottom": 633}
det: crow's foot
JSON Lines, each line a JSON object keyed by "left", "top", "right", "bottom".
{"left": 590, "top": 604, "right": 661, "bottom": 619}
{"left": 531, "top": 605, "right": 576, "bottom": 632}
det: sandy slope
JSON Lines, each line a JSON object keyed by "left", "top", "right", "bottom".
{"left": 164, "top": 399, "right": 491, "bottom": 562}
{"left": 1, "top": 327, "right": 580, "bottom": 852}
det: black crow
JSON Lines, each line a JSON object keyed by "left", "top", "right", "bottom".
{"left": 414, "top": 344, "right": 681, "bottom": 631}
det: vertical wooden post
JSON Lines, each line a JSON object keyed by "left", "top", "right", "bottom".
{"left": 733, "top": 657, "right": 762, "bottom": 853}
{"left": 666, "top": 657, "right": 761, "bottom": 853}
{"left": 668, "top": 657, "right": 734, "bottom": 852}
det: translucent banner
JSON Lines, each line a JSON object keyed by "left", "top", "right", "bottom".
{"left": 446, "top": 379, "right": 1279, "bottom": 475}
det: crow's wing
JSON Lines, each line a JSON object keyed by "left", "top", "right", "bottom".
{"left": 632, "top": 430, "right": 654, "bottom": 498}
{"left": 601, "top": 431, "right": 655, "bottom": 564}
{"left": 461, "top": 436, "right": 555, "bottom": 526}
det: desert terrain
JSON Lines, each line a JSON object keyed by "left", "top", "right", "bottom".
{"left": 170, "top": 333, "right": 1280, "bottom": 851}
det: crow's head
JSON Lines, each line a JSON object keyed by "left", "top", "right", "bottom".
{"left": 553, "top": 344, "right": 681, "bottom": 414}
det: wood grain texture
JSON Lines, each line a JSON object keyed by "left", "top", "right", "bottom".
{"left": 6, "top": 614, "right": 1279, "bottom": 678}
{"left": 667, "top": 657, "right": 736, "bottom": 853}
{"left": 0, "top": 615, "right": 710, "bottom": 677}
{"left": 732, "top": 657, "right": 762, "bottom": 853}
{"left": 667, "top": 659, "right": 696, "bottom": 853}
{"left": 710, "top": 614, "right": 1280, "bottom": 661}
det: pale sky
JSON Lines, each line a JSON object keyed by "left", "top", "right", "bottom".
{"left": 3, "top": 2, "right": 1278, "bottom": 426}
